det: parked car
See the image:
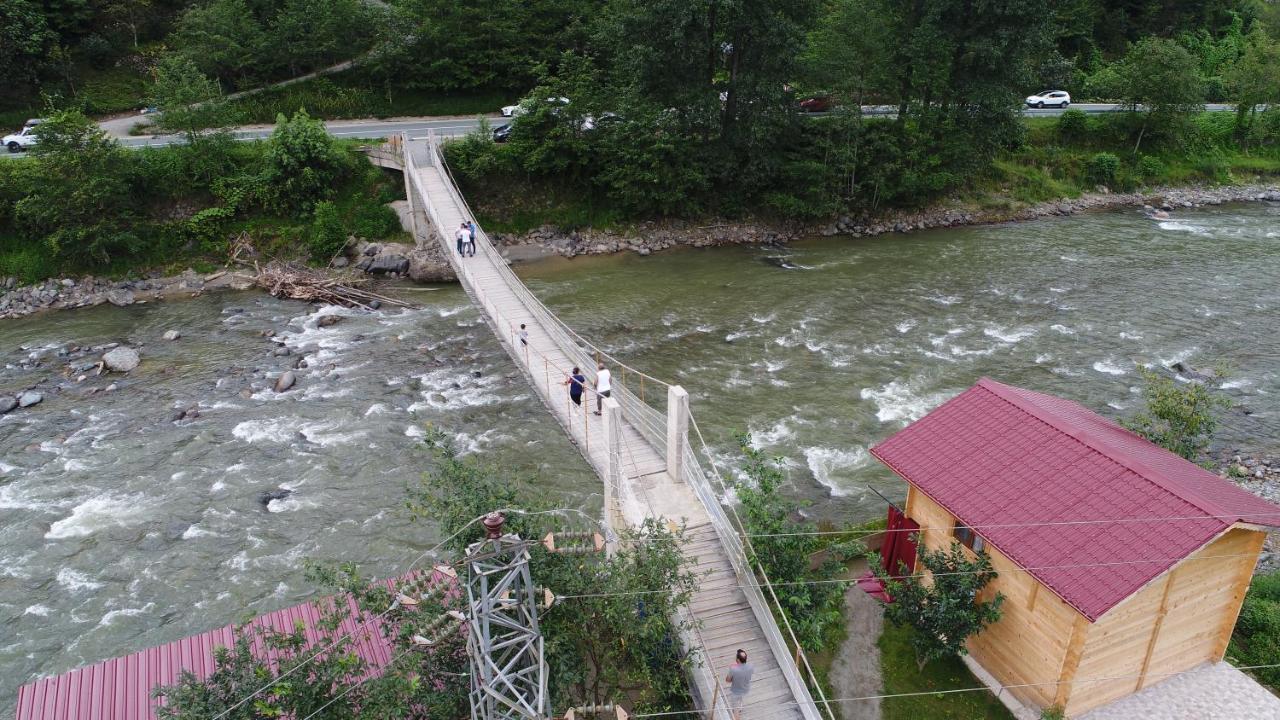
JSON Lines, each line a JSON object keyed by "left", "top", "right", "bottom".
{"left": 1025, "top": 90, "right": 1070, "bottom": 108}
{"left": 799, "top": 96, "right": 832, "bottom": 112}
{"left": 3, "top": 125, "right": 38, "bottom": 153}
{"left": 492, "top": 123, "right": 512, "bottom": 143}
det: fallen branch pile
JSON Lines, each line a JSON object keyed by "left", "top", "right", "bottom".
{"left": 253, "top": 261, "right": 413, "bottom": 310}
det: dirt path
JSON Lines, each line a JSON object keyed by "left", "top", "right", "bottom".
{"left": 828, "top": 562, "right": 885, "bottom": 720}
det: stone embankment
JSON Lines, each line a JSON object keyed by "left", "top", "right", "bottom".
{"left": 0, "top": 269, "right": 256, "bottom": 320}
{"left": 491, "top": 183, "right": 1280, "bottom": 259}
{"left": 1215, "top": 449, "right": 1280, "bottom": 574}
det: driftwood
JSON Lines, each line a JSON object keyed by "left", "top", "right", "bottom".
{"left": 252, "top": 261, "right": 413, "bottom": 310}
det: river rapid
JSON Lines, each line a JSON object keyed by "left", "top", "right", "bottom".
{"left": 2, "top": 203, "right": 1278, "bottom": 706}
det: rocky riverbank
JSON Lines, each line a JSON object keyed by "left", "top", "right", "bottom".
{"left": 0, "top": 269, "right": 258, "bottom": 320}
{"left": 489, "top": 183, "right": 1280, "bottom": 259}
{"left": 1215, "top": 450, "right": 1280, "bottom": 574}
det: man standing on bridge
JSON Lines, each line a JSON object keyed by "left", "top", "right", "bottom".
{"left": 456, "top": 222, "right": 471, "bottom": 257}
{"left": 725, "top": 648, "right": 753, "bottom": 719}
{"left": 593, "top": 361, "right": 612, "bottom": 415}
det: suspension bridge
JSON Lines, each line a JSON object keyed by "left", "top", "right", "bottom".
{"left": 394, "top": 132, "right": 831, "bottom": 719}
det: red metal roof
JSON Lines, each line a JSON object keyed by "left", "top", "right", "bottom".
{"left": 14, "top": 568, "right": 456, "bottom": 720}
{"left": 870, "top": 378, "right": 1280, "bottom": 622}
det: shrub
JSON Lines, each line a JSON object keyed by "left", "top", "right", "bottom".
{"left": 1138, "top": 155, "right": 1165, "bottom": 180}
{"left": 261, "top": 109, "right": 352, "bottom": 215}
{"left": 309, "top": 200, "right": 348, "bottom": 261}
{"left": 1056, "top": 109, "right": 1090, "bottom": 144}
{"left": 353, "top": 203, "right": 401, "bottom": 239}
{"left": 1086, "top": 152, "right": 1120, "bottom": 186}
{"left": 1229, "top": 571, "right": 1280, "bottom": 691}
{"left": 1122, "top": 369, "right": 1229, "bottom": 462}
{"left": 184, "top": 207, "right": 236, "bottom": 255}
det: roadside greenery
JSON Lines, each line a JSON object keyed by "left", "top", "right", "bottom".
{"left": 1122, "top": 369, "right": 1231, "bottom": 463}
{"left": 1228, "top": 570, "right": 1280, "bottom": 692}
{"left": 878, "top": 622, "right": 1015, "bottom": 720}
{"left": 874, "top": 542, "right": 1005, "bottom": 672}
{"left": 0, "top": 108, "right": 402, "bottom": 283}
{"left": 153, "top": 428, "right": 699, "bottom": 716}
{"left": 734, "top": 435, "right": 858, "bottom": 654}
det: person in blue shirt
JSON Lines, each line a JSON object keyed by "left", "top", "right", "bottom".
{"left": 467, "top": 220, "right": 478, "bottom": 256}
{"left": 563, "top": 366, "right": 586, "bottom": 407}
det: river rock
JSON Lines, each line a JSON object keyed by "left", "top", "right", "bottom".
{"left": 274, "top": 371, "right": 296, "bottom": 392}
{"left": 367, "top": 254, "right": 410, "bottom": 275}
{"left": 1171, "top": 361, "right": 1217, "bottom": 382}
{"left": 163, "top": 330, "right": 181, "bottom": 341}
{"left": 103, "top": 346, "right": 140, "bottom": 373}
{"left": 257, "top": 489, "right": 292, "bottom": 505}
{"left": 369, "top": 300, "right": 381, "bottom": 310}
{"left": 0, "top": 396, "right": 17, "bottom": 414}
{"left": 106, "top": 289, "right": 135, "bottom": 307}
{"left": 18, "top": 391, "right": 42, "bottom": 408}
{"left": 273, "top": 346, "right": 291, "bottom": 357}
{"left": 316, "top": 314, "right": 342, "bottom": 328}
{"left": 331, "top": 256, "right": 349, "bottom": 268}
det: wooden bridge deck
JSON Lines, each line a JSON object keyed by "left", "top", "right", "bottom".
{"left": 405, "top": 137, "right": 815, "bottom": 720}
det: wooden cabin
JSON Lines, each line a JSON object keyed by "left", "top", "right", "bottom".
{"left": 870, "top": 378, "right": 1280, "bottom": 716}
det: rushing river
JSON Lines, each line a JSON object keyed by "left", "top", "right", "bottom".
{"left": 2, "top": 203, "right": 1278, "bottom": 706}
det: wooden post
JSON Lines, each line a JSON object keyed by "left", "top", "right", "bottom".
{"left": 708, "top": 683, "right": 720, "bottom": 720}
{"left": 666, "top": 385, "right": 689, "bottom": 480}
{"left": 1136, "top": 571, "right": 1176, "bottom": 691}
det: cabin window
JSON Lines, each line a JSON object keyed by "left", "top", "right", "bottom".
{"left": 954, "top": 522, "right": 985, "bottom": 553}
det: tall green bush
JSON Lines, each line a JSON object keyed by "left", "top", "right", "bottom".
{"left": 1085, "top": 152, "right": 1119, "bottom": 185}
{"left": 1229, "top": 571, "right": 1280, "bottom": 691}
{"left": 1057, "top": 109, "right": 1090, "bottom": 144}
{"left": 261, "top": 109, "right": 351, "bottom": 215}
{"left": 309, "top": 200, "right": 347, "bottom": 260}
{"left": 1122, "top": 369, "right": 1229, "bottom": 462}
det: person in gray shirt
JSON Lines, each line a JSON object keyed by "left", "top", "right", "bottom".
{"left": 725, "top": 648, "right": 753, "bottom": 719}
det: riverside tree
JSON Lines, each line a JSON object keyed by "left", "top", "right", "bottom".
{"left": 1122, "top": 369, "right": 1229, "bottom": 463}
{"left": 261, "top": 109, "right": 351, "bottom": 214}
{"left": 149, "top": 55, "right": 232, "bottom": 146}
{"left": 1114, "top": 37, "right": 1205, "bottom": 153}
{"left": 875, "top": 541, "right": 1004, "bottom": 671}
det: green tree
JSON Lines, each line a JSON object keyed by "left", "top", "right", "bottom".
{"left": 733, "top": 436, "right": 857, "bottom": 651}
{"left": 310, "top": 200, "right": 348, "bottom": 261}
{"left": 1225, "top": 28, "right": 1280, "bottom": 142}
{"left": 150, "top": 55, "right": 233, "bottom": 145}
{"left": 13, "top": 110, "right": 138, "bottom": 263}
{"left": 261, "top": 109, "right": 351, "bottom": 214}
{"left": 875, "top": 541, "right": 1005, "bottom": 671}
{"left": 172, "top": 0, "right": 268, "bottom": 89}
{"left": 1122, "top": 369, "right": 1229, "bottom": 462}
{"left": 270, "top": 0, "right": 375, "bottom": 77}
{"left": 1115, "top": 37, "right": 1205, "bottom": 153}
{"left": 0, "top": 0, "right": 55, "bottom": 89}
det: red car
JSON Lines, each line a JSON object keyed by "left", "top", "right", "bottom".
{"left": 799, "top": 96, "right": 832, "bottom": 112}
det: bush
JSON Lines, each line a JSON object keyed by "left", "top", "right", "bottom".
{"left": 1138, "top": 155, "right": 1165, "bottom": 180}
{"left": 309, "top": 201, "right": 347, "bottom": 260}
{"left": 1057, "top": 109, "right": 1090, "bottom": 143}
{"left": 1086, "top": 152, "right": 1120, "bottom": 185}
{"left": 353, "top": 203, "right": 401, "bottom": 239}
{"left": 1229, "top": 571, "right": 1280, "bottom": 691}
{"left": 261, "top": 109, "right": 352, "bottom": 215}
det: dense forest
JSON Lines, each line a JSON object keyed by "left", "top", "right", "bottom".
{"left": 2, "top": 0, "right": 1280, "bottom": 278}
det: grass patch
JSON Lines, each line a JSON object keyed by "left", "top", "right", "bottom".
{"left": 230, "top": 72, "right": 511, "bottom": 124}
{"left": 878, "top": 623, "right": 1015, "bottom": 720}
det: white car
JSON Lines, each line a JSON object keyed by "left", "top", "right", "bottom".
{"left": 1025, "top": 90, "right": 1070, "bottom": 108}
{"left": 500, "top": 96, "right": 570, "bottom": 117}
{"left": 3, "top": 126, "right": 38, "bottom": 153}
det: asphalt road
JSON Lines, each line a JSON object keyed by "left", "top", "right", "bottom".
{"left": 1, "top": 103, "right": 1243, "bottom": 156}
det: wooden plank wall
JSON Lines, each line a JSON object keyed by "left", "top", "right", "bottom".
{"left": 904, "top": 488, "right": 1080, "bottom": 710}
{"left": 1066, "top": 525, "right": 1267, "bottom": 715}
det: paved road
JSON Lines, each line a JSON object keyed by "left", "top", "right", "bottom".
{"left": 1, "top": 103, "right": 1243, "bottom": 157}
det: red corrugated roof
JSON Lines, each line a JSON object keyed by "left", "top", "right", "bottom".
{"left": 870, "top": 378, "right": 1280, "bottom": 622}
{"left": 14, "top": 568, "right": 456, "bottom": 720}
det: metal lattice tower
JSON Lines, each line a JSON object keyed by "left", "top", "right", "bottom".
{"left": 465, "top": 512, "right": 549, "bottom": 720}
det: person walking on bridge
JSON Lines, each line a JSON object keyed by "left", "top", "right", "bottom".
{"left": 455, "top": 222, "right": 471, "bottom": 257}
{"left": 563, "top": 366, "right": 586, "bottom": 407}
{"left": 593, "top": 361, "right": 612, "bottom": 415}
{"left": 725, "top": 649, "right": 753, "bottom": 719}
{"left": 468, "top": 219, "right": 478, "bottom": 256}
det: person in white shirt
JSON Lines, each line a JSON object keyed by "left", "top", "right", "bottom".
{"left": 593, "top": 361, "right": 612, "bottom": 415}
{"left": 455, "top": 223, "right": 471, "bottom": 257}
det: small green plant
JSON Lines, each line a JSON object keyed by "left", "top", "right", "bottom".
{"left": 1086, "top": 152, "right": 1120, "bottom": 186}
{"left": 353, "top": 203, "right": 402, "bottom": 239}
{"left": 1040, "top": 706, "right": 1066, "bottom": 720}
{"left": 309, "top": 201, "right": 347, "bottom": 261}
{"left": 1057, "top": 109, "right": 1090, "bottom": 143}
{"left": 875, "top": 540, "right": 1005, "bottom": 671}
{"left": 1229, "top": 571, "right": 1280, "bottom": 692}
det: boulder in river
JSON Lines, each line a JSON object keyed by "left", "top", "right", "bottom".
{"left": 257, "top": 489, "right": 293, "bottom": 506}
{"left": 103, "top": 346, "right": 140, "bottom": 373}
{"left": 274, "top": 371, "right": 296, "bottom": 392}
{"left": 1171, "top": 361, "right": 1217, "bottom": 383}
{"left": 273, "top": 346, "right": 291, "bottom": 357}
{"left": 316, "top": 314, "right": 343, "bottom": 328}
{"left": 18, "top": 391, "right": 42, "bottom": 408}
{"left": 0, "top": 396, "right": 18, "bottom": 414}
{"left": 367, "top": 254, "right": 410, "bottom": 275}
{"left": 106, "top": 289, "right": 135, "bottom": 307}
{"left": 163, "top": 330, "right": 181, "bottom": 341}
